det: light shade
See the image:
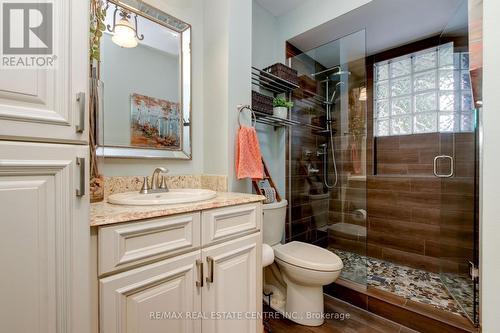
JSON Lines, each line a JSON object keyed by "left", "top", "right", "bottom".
{"left": 112, "top": 18, "right": 138, "bottom": 48}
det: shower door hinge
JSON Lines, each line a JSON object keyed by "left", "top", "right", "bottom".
{"left": 469, "top": 261, "right": 479, "bottom": 281}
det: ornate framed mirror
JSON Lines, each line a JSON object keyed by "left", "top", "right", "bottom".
{"left": 95, "top": 0, "right": 191, "bottom": 159}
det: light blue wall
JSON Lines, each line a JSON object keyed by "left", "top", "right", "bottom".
{"left": 202, "top": 0, "right": 253, "bottom": 193}
{"left": 252, "top": 0, "right": 286, "bottom": 196}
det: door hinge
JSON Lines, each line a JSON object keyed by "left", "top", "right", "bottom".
{"left": 469, "top": 261, "right": 479, "bottom": 281}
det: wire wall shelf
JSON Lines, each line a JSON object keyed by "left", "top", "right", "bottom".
{"left": 251, "top": 67, "right": 299, "bottom": 94}
{"left": 251, "top": 66, "right": 327, "bottom": 131}
{"left": 252, "top": 109, "right": 326, "bottom": 132}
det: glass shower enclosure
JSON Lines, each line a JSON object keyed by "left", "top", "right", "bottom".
{"left": 287, "top": 2, "right": 479, "bottom": 323}
{"left": 287, "top": 29, "right": 368, "bottom": 285}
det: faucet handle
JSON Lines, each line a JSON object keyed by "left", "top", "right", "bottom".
{"left": 159, "top": 175, "right": 169, "bottom": 191}
{"left": 140, "top": 177, "right": 150, "bottom": 194}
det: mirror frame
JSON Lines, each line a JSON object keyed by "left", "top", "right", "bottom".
{"left": 96, "top": 0, "right": 192, "bottom": 159}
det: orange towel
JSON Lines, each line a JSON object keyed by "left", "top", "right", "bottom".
{"left": 236, "top": 126, "right": 264, "bottom": 179}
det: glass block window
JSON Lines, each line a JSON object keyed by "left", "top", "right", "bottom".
{"left": 373, "top": 43, "right": 474, "bottom": 136}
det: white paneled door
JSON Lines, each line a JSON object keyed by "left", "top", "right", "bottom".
{"left": 0, "top": 141, "right": 90, "bottom": 333}
{"left": 0, "top": 0, "right": 89, "bottom": 144}
{"left": 202, "top": 232, "right": 262, "bottom": 333}
{"left": 100, "top": 251, "right": 203, "bottom": 333}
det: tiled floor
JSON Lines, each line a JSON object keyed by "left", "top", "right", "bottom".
{"left": 265, "top": 295, "right": 418, "bottom": 333}
{"left": 330, "top": 248, "right": 473, "bottom": 318}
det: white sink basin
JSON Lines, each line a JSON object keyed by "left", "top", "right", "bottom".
{"left": 108, "top": 189, "right": 217, "bottom": 206}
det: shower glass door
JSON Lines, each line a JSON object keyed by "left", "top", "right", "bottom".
{"left": 437, "top": 0, "right": 479, "bottom": 324}
{"left": 287, "top": 29, "right": 368, "bottom": 287}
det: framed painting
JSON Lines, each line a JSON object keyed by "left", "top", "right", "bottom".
{"left": 130, "top": 93, "right": 182, "bottom": 150}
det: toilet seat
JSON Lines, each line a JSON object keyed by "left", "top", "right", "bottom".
{"left": 273, "top": 241, "right": 343, "bottom": 272}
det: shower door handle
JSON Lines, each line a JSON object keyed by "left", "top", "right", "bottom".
{"left": 433, "top": 155, "right": 454, "bottom": 178}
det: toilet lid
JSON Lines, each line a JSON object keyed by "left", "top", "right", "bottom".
{"left": 274, "top": 241, "right": 343, "bottom": 272}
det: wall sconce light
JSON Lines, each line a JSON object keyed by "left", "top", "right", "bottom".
{"left": 107, "top": 4, "right": 144, "bottom": 48}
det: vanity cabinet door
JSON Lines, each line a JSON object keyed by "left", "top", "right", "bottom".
{"left": 0, "top": 0, "right": 89, "bottom": 144}
{"left": 202, "top": 232, "right": 262, "bottom": 333}
{"left": 0, "top": 141, "right": 90, "bottom": 333}
{"left": 100, "top": 251, "right": 202, "bottom": 333}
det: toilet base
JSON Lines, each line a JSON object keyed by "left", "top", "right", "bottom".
{"left": 284, "top": 278, "right": 325, "bottom": 326}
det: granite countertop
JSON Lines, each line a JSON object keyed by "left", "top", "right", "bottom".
{"left": 91, "top": 192, "right": 265, "bottom": 227}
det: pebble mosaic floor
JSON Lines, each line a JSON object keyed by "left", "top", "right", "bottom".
{"left": 330, "top": 248, "right": 474, "bottom": 318}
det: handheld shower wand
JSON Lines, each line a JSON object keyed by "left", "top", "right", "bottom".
{"left": 320, "top": 81, "right": 345, "bottom": 189}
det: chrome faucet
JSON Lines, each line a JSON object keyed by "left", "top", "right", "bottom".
{"left": 140, "top": 167, "right": 170, "bottom": 194}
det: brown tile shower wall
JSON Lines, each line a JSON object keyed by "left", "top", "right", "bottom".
{"left": 367, "top": 133, "right": 475, "bottom": 273}
{"left": 287, "top": 125, "right": 332, "bottom": 247}
{"left": 375, "top": 133, "right": 439, "bottom": 176}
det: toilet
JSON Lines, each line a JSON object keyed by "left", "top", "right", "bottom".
{"left": 262, "top": 200, "right": 343, "bottom": 326}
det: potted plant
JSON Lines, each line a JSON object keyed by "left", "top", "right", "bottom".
{"left": 273, "top": 97, "right": 293, "bottom": 119}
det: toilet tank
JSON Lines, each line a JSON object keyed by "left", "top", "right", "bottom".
{"left": 262, "top": 200, "right": 288, "bottom": 246}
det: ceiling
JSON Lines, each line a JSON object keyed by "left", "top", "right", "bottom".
{"left": 255, "top": 0, "right": 305, "bottom": 17}
{"left": 288, "top": 0, "right": 466, "bottom": 63}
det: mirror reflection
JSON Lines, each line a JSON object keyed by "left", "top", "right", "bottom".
{"left": 97, "top": 0, "right": 191, "bottom": 159}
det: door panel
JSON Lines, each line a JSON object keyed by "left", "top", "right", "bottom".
{"left": 438, "top": 1, "right": 479, "bottom": 323}
{"left": 202, "top": 232, "right": 262, "bottom": 333}
{"left": 0, "top": 0, "right": 88, "bottom": 144}
{"left": 0, "top": 141, "right": 90, "bottom": 333}
{"left": 100, "top": 251, "right": 202, "bottom": 333}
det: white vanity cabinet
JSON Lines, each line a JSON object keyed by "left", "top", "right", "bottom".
{"left": 0, "top": 0, "right": 89, "bottom": 144}
{"left": 100, "top": 251, "right": 202, "bottom": 333}
{"left": 202, "top": 232, "right": 261, "bottom": 333}
{"left": 0, "top": 141, "right": 90, "bottom": 333}
{"left": 97, "top": 202, "right": 263, "bottom": 333}
{"left": 0, "top": 1, "right": 92, "bottom": 333}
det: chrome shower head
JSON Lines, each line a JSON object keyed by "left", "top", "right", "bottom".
{"left": 329, "top": 81, "right": 345, "bottom": 103}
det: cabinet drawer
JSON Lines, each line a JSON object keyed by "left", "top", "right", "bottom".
{"left": 98, "top": 212, "right": 200, "bottom": 275}
{"left": 202, "top": 203, "right": 261, "bottom": 245}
